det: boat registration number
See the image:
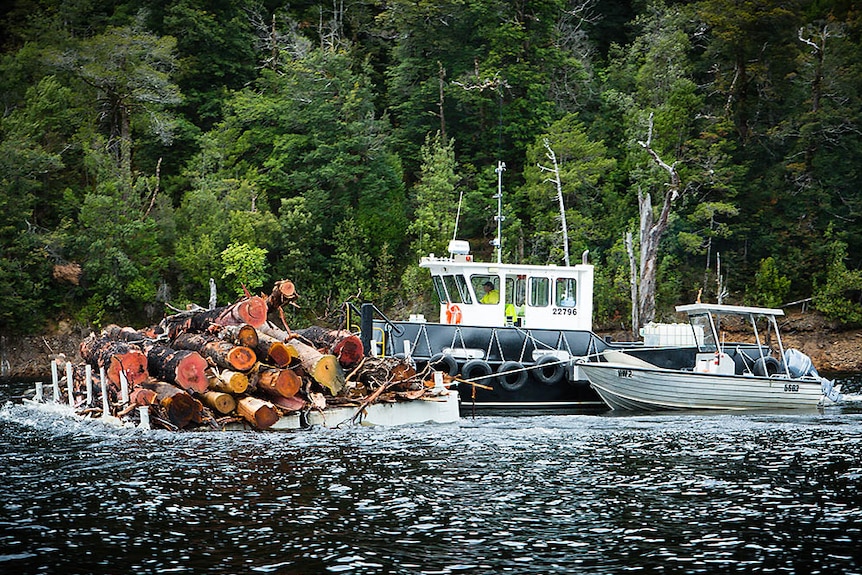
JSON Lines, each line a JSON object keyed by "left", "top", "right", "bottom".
{"left": 552, "top": 307, "right": 578, "bottom": 316}
{"left": 617, "top": 369, "right": 633, "bottom": 378}
{"left": 784, "top": 383, "right": 800, "bottom": 392}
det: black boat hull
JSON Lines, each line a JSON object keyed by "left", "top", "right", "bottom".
{"left": 370, "top": 320, "right": 703, "bottom": 412}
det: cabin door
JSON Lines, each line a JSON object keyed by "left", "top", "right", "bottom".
{"left": 504, "top": 275, "right": 526, "bottom": 325}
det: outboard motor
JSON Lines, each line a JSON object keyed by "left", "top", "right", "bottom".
{"left": 783, "top": 348, "right": 819, "bottom": 378}
{"left": 785, "top": 348, "right": 842, "bottom": 403}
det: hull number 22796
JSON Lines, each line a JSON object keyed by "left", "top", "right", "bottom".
{"left": 552, "top": 308, "right": 578, "bottom": 316}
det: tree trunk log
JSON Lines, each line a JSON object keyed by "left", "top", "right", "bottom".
{"left": 255, "top": 331, "right": 297, "bottom": 368}
{"left": 101, "top": 324, "right": 152, "bottom": 343}
{"left": 172, "top": 332, "right": 257, "bottom": 371}
{"left": 144, "top": 344, "right": 209, "bottom": 393}
{"left": 236, "top": 396, "right": 279, "bottom": 430}
{"left": 252, "top": 366, "right": 302, "bottom": 399}
{"left": 267, "top": 394, "right": 306, "bottom": 412}
{"left": 294, "top": 326, "right": 364, "bottom": 368}
{"left": 258, "top": 321, "right": 291, "bottom": 342}
{"left": 287, "top": 340, "right": 344, "bottom": 395}
{"left": 141, "top": 381, "right": 203, "bottom": 429}
{"left": 207, "top": 369, "right": 249, "bottom": 394}
{"left": 266, "top": 279, "right": 298, "bottom": 309}
{"left": 198, "top": 390, "right": 237, "bottom": 414}
{"left": 219, "top": 324, "right": 259, "bottom": 349}
{"left": 79, "top": 335, "right": 149, "bottom": 386}
{"left": 159, "top": 296, "right": 269, "bottom": 337}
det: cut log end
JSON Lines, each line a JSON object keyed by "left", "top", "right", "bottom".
{"left": 263, "top": 341, "right": 296, "bottom": 368}
{"left": 108, "top": 351, "right": 149, "bottom": 386}
{"left": 227, "top": 346, "right": 257, "bottom": 371}
{"left": 237, "top": 396, "right": 280, "bottom": 430}
{"left": 209, "top": 370, "right": 249, "bottom": 394}
{"left": 199, "top": 390, "right": 237, "bottom": 414}
{"left": 257, "top": 367, "right": 302, "bottom": 398}
{"left": 236, "top": 297, "right": 268, "bottom": 328}
{"left": 333, "top": 335, "right": 364, "bottom": 368}
{"left": 174, "top": 352, "right": 209, "bottom": 393}
{"left": 313, "top": 355, "right": 346, "bottom": 396}
{"left": 235, "top": 324, "right": 260, "bottom": 348}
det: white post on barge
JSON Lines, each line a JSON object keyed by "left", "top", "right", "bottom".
{"left": 119, "top": 370, "right": 129, "bottom": 405}
{"left": 85, "top": 364, "right": 93, "bottom": 406}
{"left": 100, "top": 366, "right": 110, "bottom": 419}
{"left": 138, "top": 406, "right": 151, "bottom": 430}
{"left": 51, "top": 359, "right": 60, "bottom": 403}
{"left": 65, "top": 361, "right": 75, "bottom": 407}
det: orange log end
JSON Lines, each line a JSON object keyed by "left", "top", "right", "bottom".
{"left": 236, "top": 324, "right": 259, "bottom": 348}
{"left": 226, "top": 346, "right": 257, "bottom": 371}
{"left": 265, "top": 342, "right": 295, "bottom": 368}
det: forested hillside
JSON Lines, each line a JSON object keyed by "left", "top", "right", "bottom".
{"left": 2, "top": 0, "right": 861, "bottom": 334}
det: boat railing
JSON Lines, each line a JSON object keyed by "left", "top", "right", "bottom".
{"left": 353, "top": 302, "right": 405, "bottom": 358}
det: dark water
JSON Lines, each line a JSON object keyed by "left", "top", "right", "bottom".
{"left": 2, "top": 377, "right": 862, "bottom": 575}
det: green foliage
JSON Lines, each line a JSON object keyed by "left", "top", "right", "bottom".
{"left": 746, "top": 257, "right": 791, "bottom": 309}
{"left": 3, "top": 0, "right": 862, "bottom": 332}
{"left": 72, "top": 184, "right": 170, "bottom": 324}
{"left": 55, "top": 21, "right": 181, "bottom": 186}
{"left": 220, "top": 242, "right": 268, "bottom": 299}
{"left": 522, "top": 114, "right": 616, "bottom": 264}
{"left": 408, "top": 132, "right": 460, "bottom": 258}
{"left": 329, "top": 215, "right": 372, "bottom": 305}
{"left": 814, "top": 240, "right": 862, "bottom": 326}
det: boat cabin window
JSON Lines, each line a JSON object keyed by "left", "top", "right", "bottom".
{"left": 472, "top": 275, "right": 500, "bottom": 305}
{"left": 555, "top": 278, "right": 577, "bottom": 307}
{"left": 432, "top": 274, "right": 473, "bottom": 304}
{"left": 529, "top": 277, "right": 550, "bottom": 307}
{"left": 505, "top": 275, "right": 526, "bottom": 307}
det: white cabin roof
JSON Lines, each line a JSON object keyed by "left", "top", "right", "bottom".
{"left": 676, "top": 303, "right": 785, "bottom": 318}
{"left": 420, "top": 255, "right": 592, "bottom": 275}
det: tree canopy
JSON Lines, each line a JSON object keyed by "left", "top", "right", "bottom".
{"left": 2, "top": 0, "right": 862, "bottom": 332}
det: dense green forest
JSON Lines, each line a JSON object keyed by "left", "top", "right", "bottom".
{"left": 2, "top": 0, "right": 862, "bottom": 335}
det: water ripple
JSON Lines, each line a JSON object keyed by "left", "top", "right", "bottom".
{"left": 3, "top": 379, "right": 862, "bottom": 573}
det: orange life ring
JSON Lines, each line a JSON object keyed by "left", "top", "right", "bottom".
{"left": 445, "top": 303, "right": 462, "bottom": 324}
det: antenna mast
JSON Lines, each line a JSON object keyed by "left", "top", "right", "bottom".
{"left": 492, "top": 161, "right": 505, "bottom": 263}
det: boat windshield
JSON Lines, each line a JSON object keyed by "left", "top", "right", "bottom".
{"left": 472, "top": 275, "right": 500, "bottom": 305}
{"left": 689, "top": 313, "right": 718, "bottom": 352}
{"left": 432, "top": 274, "right": 473, "bottom": 304}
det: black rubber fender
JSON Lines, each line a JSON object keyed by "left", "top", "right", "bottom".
{"left": 428, "top": 353, "right": 459, "bottom": 376}
{"left": 497, "top": 360, "right": 528, "bottom": 391}
{"left": 534, "top": 354, "right": 566, "bottom": 385}
{"left": 461, "top": 359, "right": 493, "bottom": 383}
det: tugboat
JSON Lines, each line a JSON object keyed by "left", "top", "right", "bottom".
{"left": 358, "top": 163, "right": 705, "bottom": 412}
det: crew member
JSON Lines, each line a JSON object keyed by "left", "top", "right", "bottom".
{"left": 480, "top": 281, "right": 499, "bottom": 304}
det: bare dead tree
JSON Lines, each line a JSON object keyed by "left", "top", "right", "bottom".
{"left": 537, "top": 138, "right": 570, "bottom": 266}
{"left": 625, "top": 230, "right": 639, "bottom": 336}
{"left": 626, "top": 112, "right": 682, "bottom": 328}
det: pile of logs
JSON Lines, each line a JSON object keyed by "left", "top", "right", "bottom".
{"left": 49, "top": 279, "right": 438, "bottom": 431}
